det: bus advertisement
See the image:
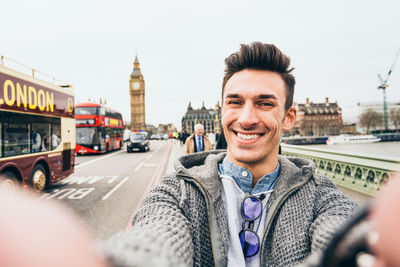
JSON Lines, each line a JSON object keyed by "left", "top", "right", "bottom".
{"left": 0, "top": 57, "right": 75, "bottom": 192}
{"left": 75, "top": 102, "right": 124, "bottom": 154}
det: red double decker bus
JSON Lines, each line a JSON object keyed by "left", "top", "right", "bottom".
{"left": 75, "top": 102, "right": 124, "bottom": 154}
{"left": 0, "top": 56, "right": 75, "bottom": 192}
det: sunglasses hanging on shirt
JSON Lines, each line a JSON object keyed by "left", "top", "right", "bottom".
{"left": 239, "top": 193, "right": 266, "bottom": 258}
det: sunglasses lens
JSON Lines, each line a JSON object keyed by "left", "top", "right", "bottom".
{"left": 242, "top": 197, "right": 262, "bottom": 220}
{"left": 239, "top": 230, "right": 259, "bottom": 257}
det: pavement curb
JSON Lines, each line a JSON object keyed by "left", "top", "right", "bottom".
{"left": 125, "top": 141, "right": 173, "bottom": 229}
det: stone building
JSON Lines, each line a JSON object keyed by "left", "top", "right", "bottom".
{"left": 129, "top": 55, "right": 146, "bottom": 131}
{"left": 181, "top": 102, "right": 221, "bottom": 134}
{"left": 157, "top": 123, "right": 176, "bottom": 134}
{"left": 290, "top": 97, "right": 343, "bottom": 136}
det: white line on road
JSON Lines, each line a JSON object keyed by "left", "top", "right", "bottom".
{"left": 102, "top": 176, "right": 129, "bottom": 200}
{"left": 144, "top": 163, "right": 158, "bottom": 167}
{"left": 145, "top": 153, "right": 153, "bottom": 160}
{"left": 134, "top": 161, "right": 145, "bottom": 172}
{"left": 75, "top": 150, "right": 125, "bottom": 169}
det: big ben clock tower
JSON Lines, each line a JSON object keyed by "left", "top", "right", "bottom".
{"left": 129, "top": 55, "right": 146, "bottom": 131}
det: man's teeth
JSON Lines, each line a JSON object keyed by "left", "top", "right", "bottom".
{"left": 237, "top": 132, "right": 259, "bottom": 140}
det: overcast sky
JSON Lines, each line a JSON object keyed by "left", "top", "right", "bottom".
{"left": 1, "top": 0, "right": 400, "bottom": 129}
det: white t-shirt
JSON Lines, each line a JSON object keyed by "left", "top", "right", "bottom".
{"left": 220, "top": 174, "right": 273, "bottom": 267}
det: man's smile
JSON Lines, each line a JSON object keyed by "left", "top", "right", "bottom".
{"left": 232, "top": 130, "right": 265, "bottom": 143}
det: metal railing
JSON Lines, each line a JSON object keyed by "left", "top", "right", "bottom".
{"left": 281, "top": 143, "right": 400, "bottom": 196}
{"left": 0, "top": 55, "right": 72, "bottom": 89}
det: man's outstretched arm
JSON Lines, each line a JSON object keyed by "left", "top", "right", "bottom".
{"left": 99, "top": 175, "right": 194, "bottom": 267}
{"left": 309, "top": 175, "right": 359, "bottom": 252}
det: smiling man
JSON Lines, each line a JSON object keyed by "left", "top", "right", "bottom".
{"left": 101, "top": 42, "right": 358, "bottom": 267}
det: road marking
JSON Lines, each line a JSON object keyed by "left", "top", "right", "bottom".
{"left": 134, "top": 161, "right": 145, "bottom": 172}
{"left": 45, "top": 187, "right": 95, "bottom": 200}
{"left": 102, "top": 176, "right": 129, "bottom": 200}
{"left": 126, "top": 142, "right": 173, "bottom": 229}
{"left": 144, "top": 163, "right": 158, "bottom": 167}
{"left": 107, "top": 175, "right": 119, "bottom": 183}
{"left": 75, "top": 150, "right": 125, "bottom": 169}
{"left": 145, "top": 153, "right": 153, "bottom": 160}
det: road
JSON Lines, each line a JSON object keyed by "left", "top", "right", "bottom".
{"left": 41, "top": 140, "right": 174, "bottom": 240}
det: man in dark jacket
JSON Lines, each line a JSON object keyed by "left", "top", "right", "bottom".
{"left": 216, "top": 131, "right": 227, "bottom": 149}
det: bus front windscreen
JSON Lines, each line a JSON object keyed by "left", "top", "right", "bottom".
{"left": 76, "top": 127, "right": 100, "bottom": 145}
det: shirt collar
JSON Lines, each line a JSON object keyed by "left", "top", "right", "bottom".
{"left": 218, "top": 156, "right": 280, "bottom": 195}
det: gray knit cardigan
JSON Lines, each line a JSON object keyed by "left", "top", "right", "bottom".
{"left": 100, "top": 151, "right": 358, "bottom": 267}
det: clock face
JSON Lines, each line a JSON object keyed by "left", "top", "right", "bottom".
{"left": 132, "top": 82, "right": 140, "bottom": 90}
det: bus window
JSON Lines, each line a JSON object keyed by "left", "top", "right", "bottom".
{"left": 51, "top": 123, "right": 61, "bottom": 150}
{"left": 32, "top": 123, "right": 50, "bottom": 152}
{"left": 4, "top": 123, "right": 29, "bottom": 157}
{"left": 75, "top": 107, "right": 98, "bottom": 115}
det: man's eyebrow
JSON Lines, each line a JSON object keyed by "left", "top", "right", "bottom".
{"left": 258, "top": 94, "right": 278, "bottom": 100}
{"left": 225, "top": 93, "right": 278, "bottom": 100}
{"left": 225, "top": 93, "right": 240, "bottom": 99}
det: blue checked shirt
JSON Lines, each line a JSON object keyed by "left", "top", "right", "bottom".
{"left": 218, "top": 156, "right": 280, "bottom": 194}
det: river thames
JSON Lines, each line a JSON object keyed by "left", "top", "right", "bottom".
{"left": 305, "top": 141, "right": 400, "bottom": 158}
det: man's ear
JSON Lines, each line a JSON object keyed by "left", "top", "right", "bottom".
{"left": 282, "top": 106, "right": 297, "bottom": 131}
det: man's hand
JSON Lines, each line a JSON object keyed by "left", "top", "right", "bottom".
{"left": 369, "top": 173, "right": 400, "bottom": 267}
{"left": 0, "top": 180, "right": 109, "bottom": 267}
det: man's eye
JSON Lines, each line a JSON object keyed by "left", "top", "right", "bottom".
{"left": 259, "top": 102, "right": 273, "bottom": 106}
{"left": 228, "top": 101, "right": 241, "bottom": 105}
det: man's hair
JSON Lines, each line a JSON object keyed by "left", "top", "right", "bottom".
{"left": 194, "top": 123, "right": 204, "bottom": 132}
{"left": 222, "top": 42, "right": 295, "bottom": 111}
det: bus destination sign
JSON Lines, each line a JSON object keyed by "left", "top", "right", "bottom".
{"left": 0, "top": 71, "right": 74, "bottom": 118}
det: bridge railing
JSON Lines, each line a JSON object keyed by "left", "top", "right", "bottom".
{"left": 281, "top": 144, "right": 400, "bottom": 196}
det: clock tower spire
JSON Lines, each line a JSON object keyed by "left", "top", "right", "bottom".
{"left": 129, "top": 55, "right": 146, "bottom": 131}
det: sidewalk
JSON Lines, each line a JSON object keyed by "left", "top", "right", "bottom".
{"left": 164, "top": 140, "right": 185, "bottom": 176}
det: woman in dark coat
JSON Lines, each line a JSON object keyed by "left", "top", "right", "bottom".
{"left": 215, "top": 131, "right": 227, "bottom": 149}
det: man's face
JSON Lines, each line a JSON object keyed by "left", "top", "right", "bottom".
{"left": 222, "top": 69, "right": 296, "bottom": 167}
{"left": 195, "top": 127, "right": 203, "bottom": 136}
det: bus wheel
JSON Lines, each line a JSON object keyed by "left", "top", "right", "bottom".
{"left": 0, "top": 171, "right": 18, "bottom": 192}
{"left": 30, "top": 164, "right": 47, "bottom": 192}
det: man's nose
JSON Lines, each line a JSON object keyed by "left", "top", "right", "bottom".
{"left": 237, "top": 103, "right": 258, "bottom": 129}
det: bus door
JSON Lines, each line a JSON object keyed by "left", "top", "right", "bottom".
{"left": 62, "top": 142, "right": 71, "bottom": 171}
{"left": 111, "top": 129, "right": 115, "bottom": 150}
{"left": 100, "top": 127, "right": 107, "bottom": 152}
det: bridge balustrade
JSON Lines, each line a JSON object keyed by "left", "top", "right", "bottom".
{"left": 281, "top": 144, "right": 400, "bottom": 196}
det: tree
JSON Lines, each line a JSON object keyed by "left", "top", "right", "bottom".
{"left": 359, "top": 109, "right": 383, "bottom": 133}
{"left": 390, "top": 108, "right": 400, "bottom": 131}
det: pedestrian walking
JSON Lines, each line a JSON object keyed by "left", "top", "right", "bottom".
{"left": 184, "top": 123, "right": 212, "bottom": 154}
{"left": 216, "top": 130, "right": 227, "bottom": 149}
{"left": 178, "top": 130, "right": 185, "bottom": 146}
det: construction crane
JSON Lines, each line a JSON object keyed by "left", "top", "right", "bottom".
{"left": 377, "top": 47, "right": 400, "bottom": 130}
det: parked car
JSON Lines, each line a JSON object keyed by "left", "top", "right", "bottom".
{"left": 151, "top": 134, "right": 161, "bottom": 140}
{"left": 127, "top": 133, "right": 150, "bottom": 152}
